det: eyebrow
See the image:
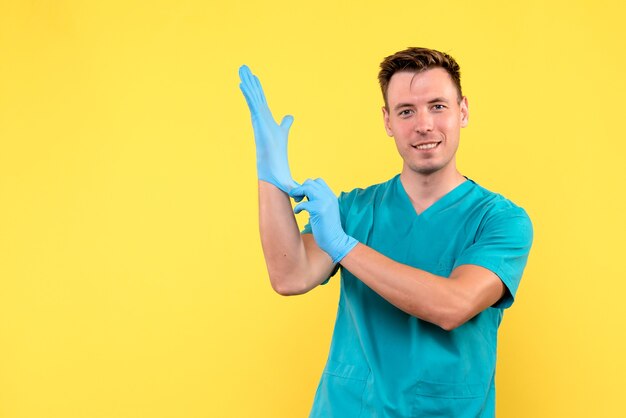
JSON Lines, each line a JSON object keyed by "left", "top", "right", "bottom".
{"left": 393, "top": 103, "right": 414, "bottom": 111}
{"left": 428, "top": 97, "right": 449, "bottom": 104}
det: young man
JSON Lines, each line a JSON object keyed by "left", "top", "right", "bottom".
{"left": 239, "top": 47, "right": 533, "bottom": 417}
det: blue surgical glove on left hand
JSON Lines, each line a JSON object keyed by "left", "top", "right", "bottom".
{"left": 290, "top": 178, "right": 358, "bottom": 263}
{"left": 239, "top": 65, "right": 299, "bottom": 193}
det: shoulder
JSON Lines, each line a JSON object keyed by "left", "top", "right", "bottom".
{"left": 338, "top": 175, "right": 398, "bottom": 210}
{"left": 466, "top": 180, "right": 533, "bottom": 242}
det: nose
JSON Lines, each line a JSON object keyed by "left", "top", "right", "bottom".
{"left": 414, "top": 111, "right": 433, "bottom": 134}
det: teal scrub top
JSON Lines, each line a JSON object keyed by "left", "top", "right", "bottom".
{"left": 302, "top": 175, "right": 533, "bottom": 418}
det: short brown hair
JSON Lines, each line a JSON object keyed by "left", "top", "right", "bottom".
{"left": 378, "top": 47, "right": 462, "bottom": 108}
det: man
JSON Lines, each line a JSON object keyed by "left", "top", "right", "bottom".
{"left": 239, "top": 47, "right": 533, "bottom": 417}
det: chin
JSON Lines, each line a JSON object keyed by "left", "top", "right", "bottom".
{"left": 407, "top": 162, "right": 443, "bottom": 175}
{"left": 404, "top": 159, "right": 450, "bottom": 176}
{"left": 415, "top": 167, "right": 442, "bottom": 176}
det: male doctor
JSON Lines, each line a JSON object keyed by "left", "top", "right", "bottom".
{"left": 239, "top": 47, "right": 533, "bottom": 417}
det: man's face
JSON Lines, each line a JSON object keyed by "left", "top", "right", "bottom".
{"left": 382, "top": 68, "right": 469, "bottom": 177}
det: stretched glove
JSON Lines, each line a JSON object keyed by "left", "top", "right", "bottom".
{"left": 238, "top": 65, "right": 299, "bottom": 193}
{"left": 289, "top": 178, "right": 358, "bottom": 263}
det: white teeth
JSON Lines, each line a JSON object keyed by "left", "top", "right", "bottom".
{"left": 416, "top": 142, "right": 438, "bottom": 150}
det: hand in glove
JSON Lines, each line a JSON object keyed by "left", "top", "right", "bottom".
{"left": 239, "top": 65, "right": 299, "bottom": 193}
{"left": 290, "top": 178, "right": 358, "bottom": 263}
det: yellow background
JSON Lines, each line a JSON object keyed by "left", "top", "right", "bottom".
{"left": 1, "top": 1, "right": 624, "bottom": 417}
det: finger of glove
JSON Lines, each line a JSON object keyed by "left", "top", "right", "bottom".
{"left": 293, "top": 200, "right": 314, "bottom": 215}
{"left": 289, "top": 180, "right": 320, "bottom": 201}
{"left": 289, "top": 180, "right": 306, "bottom": 201}
{"left": 313, "top": 178, "right": 337, "bottom": 199}
{"left": 238, "top": 65, "right": 256, "bottom": 98}
{"left": 239, "top": 83, "right": 257, "bottom": 113}
{"left": 280, "top": 115, "right": 294, "bottom": 135}
{"left": 239, "top": 66, "right": 264, "bottom": 108}
{"left": 289, "top": 181, "right": 306, "bottom": 201}
{"left": 239, "top": 67, "right": 276, "bottom": 124}
{"left": 239, "top": 65, "right": 258, "bottom": 93}
{"left": 282, "top": 178, "right": 301, "bottom": 194}
{"left": 253, "top": 75, "right": 268, "bottom": 107}
{"left": 288, "top": 184, "right": 307, "bottom": 201}
{"left": 314, "top": 178, "right": 331, "bottom": 190}
{"left": 239, "top": 79, "right": 261, "bottom": 116}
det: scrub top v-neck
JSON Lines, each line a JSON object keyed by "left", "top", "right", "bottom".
{"left": 303, "top": 174, "right": 533, "bottom": 418}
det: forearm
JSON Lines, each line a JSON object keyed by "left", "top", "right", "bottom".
{"left": 239, "top": 66, "right": 333, "bottom": 293}
{"left": 258, "top": 181, "right": 333, "bottom": 295}
{"left": 287, "top": 178, "right": 498, "bottom": 328}
{"left": 340, "top": 244, "right": 471, "bottom": 330}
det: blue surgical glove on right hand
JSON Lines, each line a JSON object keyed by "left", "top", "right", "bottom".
{"left": 290, "top": 178, "right": 358, "bottom": 263}
{"left": 238, "top": 65, "right": 299, "bottom": 193}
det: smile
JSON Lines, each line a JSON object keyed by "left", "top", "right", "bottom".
{"left": 412, "top": 141, "right": 441, "bottom": 150}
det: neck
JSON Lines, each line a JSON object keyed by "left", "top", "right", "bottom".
{"left": 399, "top": 163, "right": 466, "bottom": 213}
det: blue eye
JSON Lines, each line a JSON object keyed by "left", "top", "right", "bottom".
{"left": 432, "top": 104, "right": 446, "bottom": 111}
{"left": 398, "top": 109, "right": 413, "bottom": 117}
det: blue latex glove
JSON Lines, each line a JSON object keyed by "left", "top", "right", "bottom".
{"left": 239, "top": 65, "right": 299, "bottom": 193}
{"left": 289, "top": 178, "right": 358, "bottom": 263}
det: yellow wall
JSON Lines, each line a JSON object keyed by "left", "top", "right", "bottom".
{"left": 1, "top": 1, "right": 624, "bottom": 417}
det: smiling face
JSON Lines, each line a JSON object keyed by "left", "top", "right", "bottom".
{"left": 383, "top": 68, "right": 469, "bottom": 178}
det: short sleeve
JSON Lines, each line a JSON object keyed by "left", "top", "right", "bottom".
{"left": 301, "top": 223, "right": 312, "bottom": 235}
{"left": 453, "top": 207, "right": 534, "bottom": 309}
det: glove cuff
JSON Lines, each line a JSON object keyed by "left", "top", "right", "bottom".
{"left": 256, "top": 155, "right": 298, "bottom": 194}
{"left": 331, "top": 235, "right": 358, "bottom": 264}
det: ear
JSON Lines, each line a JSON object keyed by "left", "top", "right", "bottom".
{"left": 382, "top": 106, "right": 393, "bottom": 136}
{"left": 460, "top": 96, "right": 469, "bottom": 128}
